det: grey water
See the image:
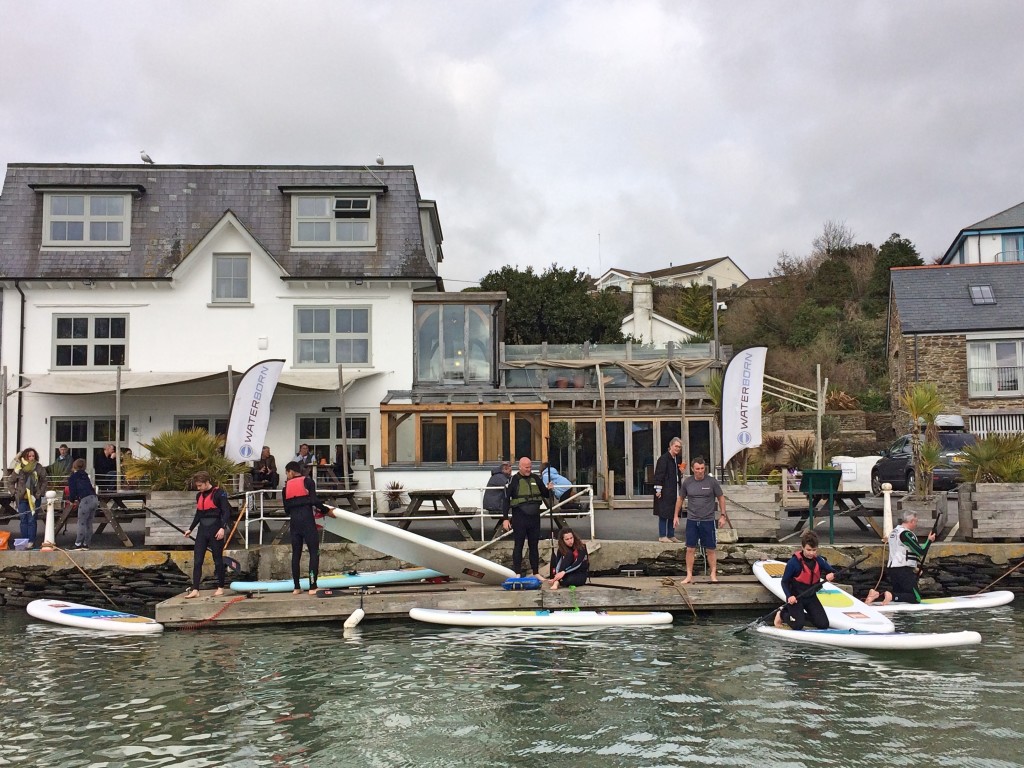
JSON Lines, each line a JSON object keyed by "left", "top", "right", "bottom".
{"left": 2, "top": 606, "right": 1023, "bottom": 768}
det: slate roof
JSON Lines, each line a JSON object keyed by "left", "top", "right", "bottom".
{"left": 889, "top": 262, "right": 1024, "bottom": 333}
{"left": 0, "top": 163, "right": 440, "bottom": 281}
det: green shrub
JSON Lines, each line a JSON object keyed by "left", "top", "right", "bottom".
{"left": 123, "top": 429, "right": 248, "bottom": 491}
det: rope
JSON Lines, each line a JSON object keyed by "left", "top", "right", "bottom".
{"left": 660, "top": 577, "right": 698, "bottom": 620}
{"left": 58, "top": 547, "right": 122, "bottom": 610}
{"left": 171, "top": 595, "right": 248, "bottom": 631}
{"left": 975, "top": 557, "right": 1024, "bottom": 594}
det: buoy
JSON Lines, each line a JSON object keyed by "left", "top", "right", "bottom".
{"left": 40, "top": 490, "right": 57, "bottom": 552}
{"left": 343, "top": 608, "right": 365, "bottom": 630}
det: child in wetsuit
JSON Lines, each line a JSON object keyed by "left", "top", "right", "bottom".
{"left": 775, "top": 530, "right": 836, "bottom": 630}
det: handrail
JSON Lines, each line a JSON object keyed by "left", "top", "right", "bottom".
{"left": 239, "top": 484, "right": 596, "bottom": 548}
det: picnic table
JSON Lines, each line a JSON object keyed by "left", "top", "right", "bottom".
{"left": 393, "top": 489, "right": 475, "bottom": 541}
{"left": 56, "top": 491, "right": 152, "bottom": 547}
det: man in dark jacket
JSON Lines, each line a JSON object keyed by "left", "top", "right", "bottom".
{"left": 503, "top": 457, "right": 553, "bottom": 576}
{"left": 483, "top": 461, "right": 511, "bottom": 515}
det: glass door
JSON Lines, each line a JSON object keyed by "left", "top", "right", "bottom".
{"left": 631, "top": 421, "right": 655, "bottom": 496}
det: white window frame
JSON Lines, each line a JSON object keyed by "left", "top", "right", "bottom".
{"left": 212, "top": 253, "right": 251, "bottom": 304}
{"left": 175, "top": 416, "right": 229, "bottom": 436}
{"left": 42, "top": 192, "right": 131, "bottom": 247}
{"left": 52, "top": 314, "right": 129, "bottom": 369}
{"left": 296, "top": 413, "right": 370, "bottom": 470}
{"left": 52, "top": 416, "right": 127, "bottom": 476}
{"left": 290, "top": 194, "right": 376, "bottom": 248}
{"left": 294, "top": 306, "right": 371, "bottom": 367}
{"left": 968, "top": 339, "right": 1024, "bottom": 397}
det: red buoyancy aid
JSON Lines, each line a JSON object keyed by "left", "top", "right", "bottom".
{"left": 792, "top": 551, "right": 821, "bottom": 586}
{"left": 196, "top": 488, "right": 219, "bottom": 511}
{"left": 285, "top": 476, "right": 310, "bottom": 501}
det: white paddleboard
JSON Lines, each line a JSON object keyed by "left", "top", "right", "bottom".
{"left": 409, "top": 607, "right": 674, "bottom": 627}
{"left": 873, "top": 590, "right": 1015, "bottom": 613}
{"left": 756, "top": 625, "right": 982, "bottom": 650}
{"left": 322, "top": 506, "right": 516, "bottom": 586}
{"left": 753, "top": 559, "right": 895, "bottom": 633}
{"left": 229, "top": 567, "right": 444, "bottom": 593}
{"left": 27, "top": 599, "right": 164, "bottom": 634}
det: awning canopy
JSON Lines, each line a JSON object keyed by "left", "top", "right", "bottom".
{"left": 24, "top": 368, "right": 385, "bottom": 395}
{"left": 24, "top": 371, "right": 224, "bottom": 394}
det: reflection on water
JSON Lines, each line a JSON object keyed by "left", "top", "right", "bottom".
{"left": 2, "top": 607, "right": 1023, "bottom": 767}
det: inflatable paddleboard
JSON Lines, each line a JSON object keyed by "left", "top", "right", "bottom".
{"left": 27, "top": 599, "right": 164, "bottom": 634}
{"left": 873, "top": 590, "right": 1015, "bottom": 613}
{"left": 756, "top": 625, "right": 982, "bottom": 650}
{"left": 753, "top": 559, "right": 895, "bottom": 633}
{"left": 230, "top": 567, "right": 444, "bottom": 593}
{"left": 322, "top": 506, "right": 516, "bottom": 585}
{"left": 409, "top": 607, "right": 674, "bottom": 627}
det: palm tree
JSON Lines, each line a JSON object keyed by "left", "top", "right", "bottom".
{"left": 899, "top": 383, "right": 942, "bottom": 499}
{"left": 123, "top": 429, "right": 247, "bottom": 490}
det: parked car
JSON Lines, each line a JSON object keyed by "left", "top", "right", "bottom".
{"left": 870, "top": 432, "right": 976, "bottom": 495}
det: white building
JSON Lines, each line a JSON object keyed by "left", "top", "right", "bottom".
{"left": 0, "top": 162, "right": 445, "bottom": 483}
{"left": 594, "top": 256, "right": 748, "bottom": 293}
{"left": 940, "top": 201, "right": 1024, "bottom": 265}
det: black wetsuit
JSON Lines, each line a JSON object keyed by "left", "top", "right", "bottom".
{"left": 550, "top": 544, "right": 589, "bottom": 587}
{"left": 504, "top": 472, "right": 552, "bottom": 576}
{"left": 188, "top": 486, "right": 233, "bottom": 591}
{"left": 779, "top": 552, "right": 835, "bottom": 630}
{"left": 283, "top": 475, "right": 327, "bottom": 590}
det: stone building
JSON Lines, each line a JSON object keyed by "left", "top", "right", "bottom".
{"left": 888, "top": 262, "right": 1024, "bottom": 435}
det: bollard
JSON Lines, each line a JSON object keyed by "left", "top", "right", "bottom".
{"left": 882, "top": 482, "right": 893, "bottom": 538}
{"left": 41, "top": 490, "right": 58, "bottom": 551}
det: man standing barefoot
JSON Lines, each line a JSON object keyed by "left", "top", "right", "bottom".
{"left": 674, "top": 457, "right": 729, "bottom": 584}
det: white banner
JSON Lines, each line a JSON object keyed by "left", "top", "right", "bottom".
{"left": 224, "top": 359, "right": 285, "bottom": 463}
{"left": 721, "top": 346, "right": 767, "bottom": 467}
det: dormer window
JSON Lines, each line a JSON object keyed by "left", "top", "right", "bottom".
{"left": 42, "top": 193, "right": 131, "bottom": 247}
{"left": 291, "top": 194, "right": 376, "bottom": 247}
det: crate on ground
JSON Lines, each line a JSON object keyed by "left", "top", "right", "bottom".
{"left": 957, "top": 483, "right": 1024, "bottom": 542}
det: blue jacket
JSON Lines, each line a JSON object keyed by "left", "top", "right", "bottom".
{"left": 540, "top": 466, "right": 572, "bottom": 500}
{"left": 67, "top": 469, "right": 96, "bottom": 502}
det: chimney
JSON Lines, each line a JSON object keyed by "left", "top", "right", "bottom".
{"left": 633, "top": 280, "right": 654, "bottom": 344}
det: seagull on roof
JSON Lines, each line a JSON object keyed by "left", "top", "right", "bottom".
{"left": 140, "top": 150, "right": 154, "bottom": 164}
{"left": 375, "top": 154, "right": 384, "bottom": 166}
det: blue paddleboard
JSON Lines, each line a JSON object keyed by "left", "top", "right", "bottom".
{"left": 230, "top": 567, "right": 444, "bottom": 593}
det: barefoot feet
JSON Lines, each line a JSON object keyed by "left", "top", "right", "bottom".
{"left": 185, "top": 589, "right": 200, "bottom": 599}
{"left": 214, "top": 588, "right": 224, "bottom": 597}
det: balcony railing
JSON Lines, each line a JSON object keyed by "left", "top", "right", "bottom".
{"left": 968, "top": 365, "right": 1024, "bottom": 397}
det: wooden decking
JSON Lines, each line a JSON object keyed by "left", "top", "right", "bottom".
{"left": 155, "top": 576, "right": 778, "bottom": 628}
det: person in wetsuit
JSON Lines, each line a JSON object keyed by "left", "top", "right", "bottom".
{"left": 282, "top": 461, "right": 329, "bottom": 595}
{"left": 184, "top": 471, "right": 232, "bottom": 598}
{"left": 774, "top": 529, "right": 836, "bottom": 630}
{"left": 866, "top": 510, "right": 936, "bottom": 605}
{"left": 549, "top": 527, "right": 589, "bottom": 590}
{"left": 503, "top": 457, "right": 554, "bottom": 576}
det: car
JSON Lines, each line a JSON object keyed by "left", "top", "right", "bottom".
{"left": 870, "top": 432, "right": 976, "bottom": 495}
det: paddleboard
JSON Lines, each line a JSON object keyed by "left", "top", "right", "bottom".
{"left": 322, "top": 506, "right": 516, "bottom": 585}
{"left": 753, "top": 559, "right": 895, "bottom": 633}
{"left": 756, "top": 625, "right": 982, "bottom": 650}
{"left": 409, "top": 607, "right": 674, "bottom": 628}
{"left": 229, "top": 567, "right": 445, "bottom": 593}
{"left": 26, "top": 599, "right": 164, "bottom": 634}
{"left": 873, "top": 590, "right": 1015, "bottom": 613}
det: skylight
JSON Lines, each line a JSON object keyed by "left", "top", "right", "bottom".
{"left": 969, "top": 285, "right": 996, "bottom": 305}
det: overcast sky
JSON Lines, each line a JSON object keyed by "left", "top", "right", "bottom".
{"left": 2, "top": 1, "right": 1023, "bottom": 284}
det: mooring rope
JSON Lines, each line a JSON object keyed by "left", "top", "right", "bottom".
{"left": 171, "top": 595, "right": 249, "bottom": 631}
{"left": 58, "top": 546, "right": 121, "bottom": 610}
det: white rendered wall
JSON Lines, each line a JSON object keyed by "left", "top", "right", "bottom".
{"left": 4, "top": 217, "right": 417, "bottom": 469}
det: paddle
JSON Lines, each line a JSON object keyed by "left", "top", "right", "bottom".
{"left": 153, "top": 507, "right": 241, "bottom": 575}
{"left": 733, "top": 554, "right": 870, "bottom": 635}
{"left": 913, "top": 512, "right": 943, "bottom": 577}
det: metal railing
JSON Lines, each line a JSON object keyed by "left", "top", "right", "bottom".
{"left": 240, "top": 484, "right": 596, "bottom": 548}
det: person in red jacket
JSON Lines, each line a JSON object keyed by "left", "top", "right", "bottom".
{"left": 283, "top": 461, "right": 329, "bottom": 594}
{"left": 774, "top": 530, "right": 836, "bottom": 630}
{"left": 184, "top": 471, "right": 232, "bottom": 598}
